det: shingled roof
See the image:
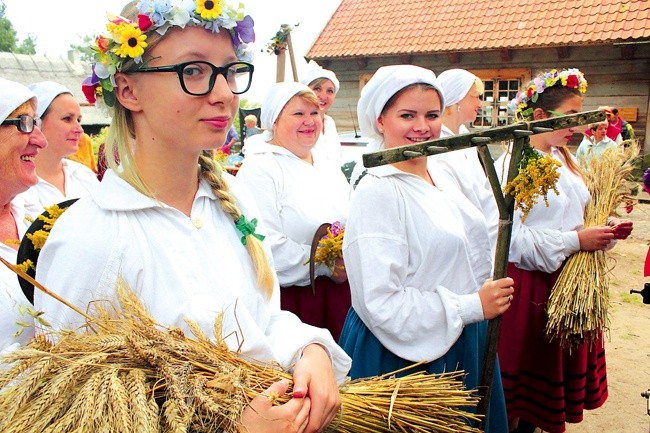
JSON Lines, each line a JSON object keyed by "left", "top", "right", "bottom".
{"left": 307, "top": 0, "right": 650, "bottom": 59}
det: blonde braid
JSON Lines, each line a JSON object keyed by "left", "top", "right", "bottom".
{"left": 198, "top": 151, "right": 274, "bottom": 298}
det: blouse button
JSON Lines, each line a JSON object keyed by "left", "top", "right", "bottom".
{"left": 191, "top": 217, "right": 203, "bottom": 229}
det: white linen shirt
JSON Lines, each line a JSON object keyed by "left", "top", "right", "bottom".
{"left": 495, "top": 147, "right": 589, "bottom": 273}
{"left": 0, "top": 198, "right": 35, "bottom": 355}
{"left": 343, "top": 165, "right": 491, "bottom": 362}
{"left": 237, "top": 143, "right": 350, "bottom": 287}
{"left": 18, "top": 159, "right": 99, "bottom": 219}
{"left": 35, "top": 170, "right": 350, "bottom": 383}
{"left": 428, "top": 124, "right": 500, "bottom": 259}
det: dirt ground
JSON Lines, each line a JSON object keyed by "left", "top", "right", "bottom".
{"left": 562, "top": 198, "right": 650, "bottom": 433}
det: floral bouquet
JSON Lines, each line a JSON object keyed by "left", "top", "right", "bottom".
{"left": 264, "top": 24, "right": 298, "bottom": 55}
{"left": 313, "top": 221, "right": 345, "bottom": 274}
{"left": 503, "top": 143, "right": 561, "bottom": 222}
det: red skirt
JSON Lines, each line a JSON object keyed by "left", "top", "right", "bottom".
{"left": 498, "top": 263, "right": 608, "bottom": 433}
{"left": 281, "top": 276, "right": 351, "bottom": 342}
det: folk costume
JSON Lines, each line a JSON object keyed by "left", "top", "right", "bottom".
{"left": 339, "top": 65, "right": 508, "bottom": 433}
{"left": 428, "top": 69, "right": 499, "bottom": 258}
{"left": 495, "top": 145, "right": 608, "bottom": 431}
{"left": 35, "top": 170, "right": 351, "bottom": 383}
{"left": 236, "top": 82, "right": 351, "bottom": 341}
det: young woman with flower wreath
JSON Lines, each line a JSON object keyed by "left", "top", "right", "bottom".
{"left": 494, "top": 68, "right": 633, "bottom": 433}
{"left": 34, "top": 1, "right": 350, "bottom": 432}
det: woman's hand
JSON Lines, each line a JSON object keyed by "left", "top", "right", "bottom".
{"left": 241, "top": 379, "right": 311, "bottom": 433}
{"left": 609, "top": 218, "right": 633, "bottom": 240}
{"left": 478, "top": 277, "right": 515, "bottom": 320}
{"left": 578, "top": 226, "right": 615, "bottom": 251}
{"left": 292, "top": 344, "right": 341, "bottom": 433}
{"left": 329, "top": 258, "right": 347, "bottom": 284}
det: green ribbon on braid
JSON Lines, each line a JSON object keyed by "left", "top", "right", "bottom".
{"left": 234, "top": 215, "right": 265, "bottom": 245}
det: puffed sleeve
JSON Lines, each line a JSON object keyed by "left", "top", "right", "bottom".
{"left": 344, "top": 178, "right": 483, "bottom": 362}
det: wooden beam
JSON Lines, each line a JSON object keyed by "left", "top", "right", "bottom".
{"left": 399, "top": 54, "right": 413, "bottom": 64}
{"left": 621, "top": 45, "right": 635, "bottom": 59}
{"left": 556, "top": 46, "right": 571, "bottom": 59}
{"left": 356, "top": 57, "right": 368, "bottom": 69}
{"left": 446, "top": 52, "right": 461, "bottom": 64}
{"left": 500, "top": 49, "right": 512, "bottom": 62}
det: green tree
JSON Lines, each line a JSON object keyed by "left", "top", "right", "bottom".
{"left": 0, "top": 1, "right": 36, "bottom": 54}
{"left": 69, "top": 35, "right": 96, "bottom": 63}
{"left": 0, "top": 2, "right": 17, "bottom": 51}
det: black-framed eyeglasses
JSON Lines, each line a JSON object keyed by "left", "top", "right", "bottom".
{"left": 131, "top": 61, "right": 254, "bottom": 96}
{"left": 1, "top": 115, "right": 42, "bottom": 133}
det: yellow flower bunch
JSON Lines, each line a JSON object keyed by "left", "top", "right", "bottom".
{"left": 313, "top": 222, "right": 345, "bottom": 274}
{"left": 214, "top": 149, "right": 229, "bottom": 166}
{"left": 25, "top": 204, "right": 69, "bottom": 251}
{"left": 504, "top": 147, "right": 561, "bottom": 221}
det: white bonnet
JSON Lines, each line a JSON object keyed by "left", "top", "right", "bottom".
{"left": 0, "top": 78, "right": 36, "bottom": 123}
{"left": 437, "top": 69, "right": 478, "bottom": 106}
{"left": 261, "top": 81, "right": 314, "bottom": 130}
{"left": 300, "top": 63, "right": 340, "bottom": 94}
{"left": 28, "top": 81, "right": 73, "bottom": 118}
{"left": 357, "top": 65, "right": 445, "bottom": 145}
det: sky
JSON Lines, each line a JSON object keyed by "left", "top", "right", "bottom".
{"left": 3, "top": 0, "right": 342, "bottom": 103}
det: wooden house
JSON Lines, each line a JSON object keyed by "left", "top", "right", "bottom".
{"left": 306, "top": 0, "right": 650, "bottom": 151}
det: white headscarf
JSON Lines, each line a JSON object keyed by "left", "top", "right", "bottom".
{"left": 260, "top": 81, "right": 314, "bottom": 142}
{"left": 300, "top": 62, "right": 340, "bottom": 94}
{"left": 0, "top": 78, "right": 36, "bottom": 123}
{"left": 28, "top": 81, "right": 73, "bottom": 118}
{"left": 357, "top": 65, "right": 445, "bottom": 151}
{"left": 437, "top": 69, "right": 477, "bottom": 106}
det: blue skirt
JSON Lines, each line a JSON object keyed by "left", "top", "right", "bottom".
{"left": 339, "top": 308, "right": 508, "bottom": 433}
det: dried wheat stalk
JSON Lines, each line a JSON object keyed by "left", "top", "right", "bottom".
{"left": 0, "top": 276, "right": 481, "bottom": 433}
{"left": 546, "top": 141, "right": 639, "bottom": 348}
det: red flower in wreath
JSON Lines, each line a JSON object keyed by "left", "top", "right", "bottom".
{"left": 566, "top": 74, "right": 580, "bottom": 89}
{"left": 138, "top": 14, "right": 153, "bottom": 32}
{"left": 96, "top": 35, "right": 110, "bottom": 53}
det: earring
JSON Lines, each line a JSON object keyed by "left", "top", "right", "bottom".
{"left": 457, "top": 105, "right": 461, "bottom": 112}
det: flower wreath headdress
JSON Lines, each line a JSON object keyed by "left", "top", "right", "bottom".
{"left": 508, "top": 68, "right": 588, "bottom": 121}
{"left": 82, "top": 0, "right": 255, "bottom": 108}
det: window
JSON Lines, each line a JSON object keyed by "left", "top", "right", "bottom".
{"left": 471, "top": 69, "right": 530, "bottom": 128}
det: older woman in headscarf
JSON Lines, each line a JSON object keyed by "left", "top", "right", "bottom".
{"left": 428, "top": 69, "right": 499, "bottom": 256}
{"left": 236, "top": 82, "right": 351, "bottom": 341}
{"left": 301, "top": 64, "right": 342, "bottom": 163}
{"left": 0, "top": 78, "right": 47, "bottom": 355}
{"left": 17, "top": 81, "right": 99, "bottom": 218}
{"left": 338, "top": 65, "right": 514, "bottom": 432}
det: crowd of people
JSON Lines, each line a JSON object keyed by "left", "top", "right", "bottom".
{"left": 0, "top": 0, "right": 640, "bottom": 432}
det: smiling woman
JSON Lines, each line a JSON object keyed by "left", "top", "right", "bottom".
{"left": 0, "top": 78, "right": 46, "bottom": 356}
{"left": 237, "top": 81, "right": 352, "bottom": 342}
{"left": 31, "top": 2, "right": 350, "bottom": 432}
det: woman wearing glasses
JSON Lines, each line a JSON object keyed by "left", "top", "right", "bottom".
{"left": 35, "top": 2, "right": 349, "bottom": 432}
{"left": 0, "top": 78, "right": 47, "bottom": 355}
{"left": 17, "top": 81, "right": 98, "bottom": 217}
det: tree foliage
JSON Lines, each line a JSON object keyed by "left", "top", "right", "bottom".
{"left": 0, "top": 1, "right": 36, "bottom": 54}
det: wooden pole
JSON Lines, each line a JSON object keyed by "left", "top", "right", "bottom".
{"left": 276, "top": 50, "right": 286, "bottom": 83}
{"left": 286, "top": 32, "right": 299, "bottom": 82}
